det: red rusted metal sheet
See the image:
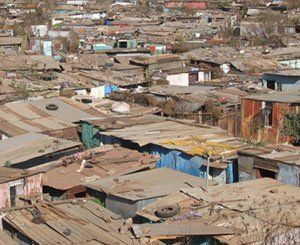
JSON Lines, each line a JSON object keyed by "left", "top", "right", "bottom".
{"left": 242, "top": 98, "right": 296, "bottom": 144}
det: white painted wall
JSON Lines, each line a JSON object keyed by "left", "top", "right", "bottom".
{"left": 166, "top": 73, "right": 189, "bottom": 86}
{"left": 280, "top": 59, "right": 300, "bottom": 69}
{"left": 198, "top": 71, "right": 204, "bottom": 82}
{"left": 31, "top": 25, "right": 48, "bottom": 37}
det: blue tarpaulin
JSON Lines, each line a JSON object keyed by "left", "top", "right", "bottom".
{"left": 104, "top": 85, "right": 119, "bottom": 96}
{"left": 81, "top": 122, "right": 101, "bottom": 149}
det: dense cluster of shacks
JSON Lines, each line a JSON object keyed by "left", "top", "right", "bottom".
{"left": 0, "top": 0, "right": 300, "bottom": 244}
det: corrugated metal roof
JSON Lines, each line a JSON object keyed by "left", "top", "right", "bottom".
{"left": 99, "top": 117, "right": 247, "bottom": 157}
{"left": 0, "top": 133, "right": 81, "bottom": 166}
{"left": 27, "top": 97, "right": 103, "bottom": 123}
{"left": 0, "top": 231, "right": 18, "bottom": 245}
{"left": 239, "top": 145, "right": 300, "bottom": 167}
{"left": 0, "top": 36, "right": 23, "bottom": 45}
{"left": 86, "top": 168, "right": 215, "bottom": 201}
{"left": 245, "top": 92, "right": 300, "bottom": 103}
{"left": 0, "top": 167, "right": 42, "bottom": 184}
{"left": 42, "top": 146, "right": 157, "bottom": 190}
{"left": 137, "top": 178, "right": 300, "bottom": 244}
{"left": 0, "top": 97, "right": 104, "bottom": 136}
{"left": 3, "top": 200, "right": 137, "bottom": 244}
{"left": 132, "top": 222, "right": 233, "bottom": 238}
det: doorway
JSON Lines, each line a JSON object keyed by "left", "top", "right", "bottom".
{"left": 257, "top": 168, "right": 276, "bottom": 179}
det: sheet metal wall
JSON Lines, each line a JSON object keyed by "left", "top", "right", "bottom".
{"left": 241, "top": 98, "right": 292, "bottom": 144}
{"left": 142, "top": 144, "right": 235, "bottom": 184}
{"left": 106, "top": 195, "right": 158, "bottom": 219}
{"left": 0, "top": 173, "right": 43, "bottom": 208}
{"left": 278, "top": 163, "right": 300, "bottom": 187}
{"left": 97, "top": 134, "right": 235, "bottom": 184}
{"left": 262, "top": 73, "right": 300, "bottom": 91}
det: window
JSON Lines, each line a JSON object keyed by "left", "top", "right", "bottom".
{"left": 119, "top": 41, "right": 127, "bottom": 48}
{"left": 277, "top": 82, "right": 282, "bottom": 91}
{"left": 266, "top": 80, "right": 276, "bottom": 90}
{"left": 10, "top": 186, "right": 16, "bottom": 207}
{"left": 257, "top": 168, "right": 276, "bottom": 179}
{"left": 263, "top": 102, "right": 273, "bottom": 126}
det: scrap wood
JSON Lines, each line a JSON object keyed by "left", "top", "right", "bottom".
{"left": 40, "top": 202, "right": 86, "bottom": 224}
{"left": 132, "top": 223, "right": 234, "bottom": 238}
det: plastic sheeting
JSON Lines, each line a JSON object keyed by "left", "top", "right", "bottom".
{"left": 104, "top": 85, "right": 119, "bottom": 96}
{"left": 81, "top": 122, "right": 101, "bottom": 149}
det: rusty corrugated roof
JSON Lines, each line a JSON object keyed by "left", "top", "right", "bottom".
{"left": 42, "top": 146, "right": 157, "bottom": 190}
{"left": 3, "top": 200, "right": 138, "bottom": 244}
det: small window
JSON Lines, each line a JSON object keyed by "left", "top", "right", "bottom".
{"left": 266, "top": 80, "right": 275, "bottom": 90}
{"left": 119, "top": 41, "right": 127, "bottom": 48}
{"left": 263, "top": 102, "right": 273, "bottom": 126}
{"left": 81, "top": 99, "right": 92, "bottom": 104}
{"left": 258, "top": 168, "right": 276, "bottom": 179}
{"left": 277, "top": 82, "right": 282, "bottom": 91}
{"left": 10, "top": 186, "right": 16, "bottom": 207}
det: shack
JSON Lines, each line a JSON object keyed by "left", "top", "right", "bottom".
{"left": 136, "top": 178, "right": 300, "bottom": 244}
{"left": 238, "top": 145, "right": 300, "bottom": 186}
{"left": 262, "top": 69, "right": 300, "bottom": 91}
{"left": 84, "top": 115, "right": 247, "bottom": 184}
{"left": 42, "top": 145, "right": 157, "bottom": 200}
{"left": 241, "top": 92, "right": 300, "bottom": 144}
{"left": 0, "top": 36, "right": 25, "bottom": 52}
{"left": 1, "top": 199, "right": 138, "bottom": 244}
{"left": 86, "top": 167, "right": 215, "bottom": 218}
{"left": 0, "top": 133, "right": 81, "bottom": 169}
{"left": 129, "top": 54, "right": 185, "bottom": 77}
{"left": 0, "top": 97, "right": 104, "bottom": 140}
{"left": 0, "top": 167, "right": 43, "bottom": 208}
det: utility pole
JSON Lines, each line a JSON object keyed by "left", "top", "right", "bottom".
{"left": 205, "top": 155, "right": 210, "bottom": 192}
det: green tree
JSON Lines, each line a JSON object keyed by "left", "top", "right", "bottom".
{"left": 69, "top": 30, "right": 80, "bottom": 53}
{"left": 281, "top": 111, "right": 300, "bottom": 145}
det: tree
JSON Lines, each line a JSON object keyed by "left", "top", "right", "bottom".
{"left": 281, "top": 111, "right": 300, "bottom": 145}
{"left": 171, "top": 32, "right": 189, "bottom": 53}
{"left": 69, "top": 30, "right": 80, "bottom": 53}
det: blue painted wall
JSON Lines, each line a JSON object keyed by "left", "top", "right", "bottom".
{"left": 262, "top": 74, "right": 300, "bottom": 91}
{"left": 278, "top": 163, "right": 300, "bottom": 187}
{"left": 142, "top": 144, "right": 235, "bottom": 183}
{"left": 98, "top": 134, "right": 236, "bottom": 183}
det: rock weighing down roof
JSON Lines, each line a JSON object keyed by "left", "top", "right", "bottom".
{"left": 42, "top": 145, "right": 158, "bottom": 191}
{"left": 136, "top": 178, "right": 300, "bottom": 244}
{"left": 86, "top": 168, "right": 215, "bottom": 202}
{"left": 0, "top": 133, "right": 80, "bottom": 167}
